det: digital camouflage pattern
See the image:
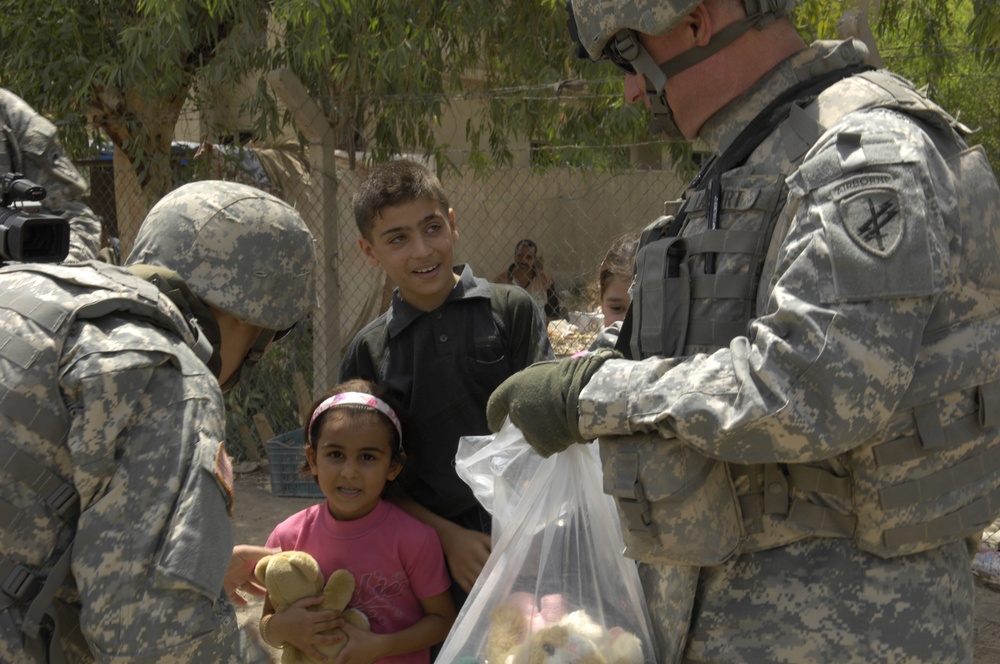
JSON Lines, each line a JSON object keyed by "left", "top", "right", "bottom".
{"left": 569, "top": 0, "right": 703, "bottom": 60}
{"left": 568, "top": 0, "right": 797, "bottom": 60}
{"left": 640, "top": 538, "right": 974, "bottom": 663}
{"left": 578, "top": 39, "right": 1000, "bottom": 663}
{"left": 0, "top": 179, "right": 317, "bottom": 662}
{"left": 128, "top": 180, "right": 318, "bottom": 330}
{"left": 0, "top": 262, "right": 262, "bottom": 662}
{"left": 0, "top": 88, "right": 102, "bottom": 263}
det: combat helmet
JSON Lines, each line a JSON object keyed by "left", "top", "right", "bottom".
{"left": 567, "top": 0, "right": 797, "bottom": 136}
{"left": 127, "top": 180, "right": 317, "bottom": 389}
{"left": 128, "top": 180, "right": 317, "bottom": 330}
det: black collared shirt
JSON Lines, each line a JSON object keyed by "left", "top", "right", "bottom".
{"left": 339, "top": 264, "right": 554, "bottom": 519}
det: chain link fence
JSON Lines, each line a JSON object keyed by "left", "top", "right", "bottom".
{"left": 73, "top": 145, "right": 690, "bottom": 459}
{"left": 71, "top": 111, "right": 1000, "bottom": 564}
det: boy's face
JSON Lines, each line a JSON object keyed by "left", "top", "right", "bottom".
{"left": 359, "top": 196, "right": 460, "bottom": 311}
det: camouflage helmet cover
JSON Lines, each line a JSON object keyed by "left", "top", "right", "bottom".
{"left": 571, "top": 0, "right": 703, "bottom": 61}
{"left": 570, "top": 0, "right": 798, "bottom": 61}
{"left": 128, "top": 180, "right": 318, "bottom": 330}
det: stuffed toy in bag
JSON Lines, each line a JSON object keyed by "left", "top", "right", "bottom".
{"left": 485, "top": 593, "right": 644, "bottom": 664}
{"left": 254, "top": 550, "right": 370, "bottom": 664}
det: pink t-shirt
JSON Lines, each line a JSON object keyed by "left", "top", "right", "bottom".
{"left": 266, "top": 500, "right": 450, "bottom": 664}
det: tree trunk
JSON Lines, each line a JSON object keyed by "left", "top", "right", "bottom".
{"left": 90, "top": 85, "right": 187, "bottom": 255}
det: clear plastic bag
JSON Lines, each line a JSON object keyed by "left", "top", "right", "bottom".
{"left": 455, "top": 418, "right": 545, "bottom": 542}
{"left": 442, "top": 426, "right": 658, "bottom": 663}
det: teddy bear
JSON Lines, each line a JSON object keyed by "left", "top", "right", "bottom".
{"left": 254, "top": 550, "right": 370, "bottom": 664}
{"left": 484, "top": 593, "right": 644, "bottom": 664}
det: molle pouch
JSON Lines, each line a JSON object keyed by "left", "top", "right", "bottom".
{"left": 600, "top": 432, "right": 743, "bottom": 566}
{"left": 630, "top": 235, "right": 689, "bottom": 360}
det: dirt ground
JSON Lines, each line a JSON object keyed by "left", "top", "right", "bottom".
{"left": 230, "top": 468, "right": 1000, "bottom": 663}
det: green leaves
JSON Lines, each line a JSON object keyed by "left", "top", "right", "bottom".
{"left": 870, "top": 0, "right": 999, "bottom": 172}
{"left": 2, "top": 0, "right": 995, "bottom": 183}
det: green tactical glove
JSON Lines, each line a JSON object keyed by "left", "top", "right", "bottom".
{"left": 487, "top": 350, "right": 620, "bottom": 457}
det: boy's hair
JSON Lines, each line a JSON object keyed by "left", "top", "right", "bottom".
{"left": 352, "top": 159, "right": 450, "bottom": 241}
{"left": 302, "top": 378, "right": 405, "bottom": 462}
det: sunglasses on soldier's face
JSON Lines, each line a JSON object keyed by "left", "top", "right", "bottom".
{"left": 602, "top": 30, "right": 643, "bottom": 75}
{"left": 565, "top": 0, "right": 640, "bottom": 75}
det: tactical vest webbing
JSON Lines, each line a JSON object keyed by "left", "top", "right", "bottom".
{"left": 611, "top": 67, "right": 1000, "bottom": 561}
{"left": 628, "top": 65, "right": 872, "bottom": 359}
{"left": 0, "top": 262, "right": 198, "bottom": 658}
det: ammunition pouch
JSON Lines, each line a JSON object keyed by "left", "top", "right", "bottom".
{"left": 600, "top": 432, "right": 743, "bottom": 566}
{"left": 631, "top": 235, "right": 689, "bottom": 360}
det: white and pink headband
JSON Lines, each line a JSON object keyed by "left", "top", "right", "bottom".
{"left": 308, "top": 392, "right": 403, "bottom": 449}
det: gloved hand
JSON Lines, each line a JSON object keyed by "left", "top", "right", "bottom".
{"left": 487, "top": 350, "right": 620, "bottom": 457}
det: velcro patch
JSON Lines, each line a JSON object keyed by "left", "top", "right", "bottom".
{"left": 819, "top": 164, "right": 942, "bottom": 302}
{"left": 839, "top": 188, "right": 903, "bottom": 258}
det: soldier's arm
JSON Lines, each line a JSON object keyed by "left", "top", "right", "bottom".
{"left": 63, "top": 319, "right": 242, "bottom": 659}
{"left": 580, "top": 112, "right": 949, "bottom": 465}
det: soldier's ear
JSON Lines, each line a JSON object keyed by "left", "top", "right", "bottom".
{"left": 686, "top": 4, "right": 714, "bottom": 48}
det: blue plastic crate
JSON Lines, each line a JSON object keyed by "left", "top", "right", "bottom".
{"left": 265, "top": 428, "right": 324, "bottom": 498}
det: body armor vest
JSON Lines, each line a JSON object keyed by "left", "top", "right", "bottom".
{"left": 613, "top": 68, "right": 1000, "bottom": 563}
{"left": 0, "top": 261, "right": 200, "bottom": 658}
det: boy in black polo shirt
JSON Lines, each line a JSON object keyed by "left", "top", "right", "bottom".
{"left": 339, "top": 159, "right": 554, "bottom": 606}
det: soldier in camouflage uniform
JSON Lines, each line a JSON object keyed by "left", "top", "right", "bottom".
{"left": 1, "top": 88, "right": 102, "bottom": 262}
{"left": 0, "top": 180, "right": 318, "bottom": 662}
{"left": 489, "top": 0, "right": 1000, "bottom": 662}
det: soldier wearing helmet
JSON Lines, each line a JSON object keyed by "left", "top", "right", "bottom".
{"left": 1, "top": 87, "right": 103, "bottom": 262}
{"left": 489, "top": 1, "right": 1000, "bottom": 661}
{"left": 0, "top": 180, "right": 318, "bottom": 662}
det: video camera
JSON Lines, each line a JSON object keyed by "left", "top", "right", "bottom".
{"left": 1, "top": 172, "right": 70, "bottom": 264}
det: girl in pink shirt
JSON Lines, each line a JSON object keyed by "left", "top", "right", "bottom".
{"left": 260, "top": 379, "right": 455, "bottom": 663}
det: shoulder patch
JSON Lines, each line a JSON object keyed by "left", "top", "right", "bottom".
{"left": 817, "top": 162, "right": 945, "bottom": 302}
{"left": 838, "top": 186, "right": 903, "bottom": 258}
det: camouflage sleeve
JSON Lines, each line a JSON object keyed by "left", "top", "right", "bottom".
{"left": 580, "top": 109, "right": 953, "bottom": 465}
{"left": 1, "top": 90, "right": 102, "bottom": 261}
{"left": 62, "top": 317, "right": 246, "bottom": 661}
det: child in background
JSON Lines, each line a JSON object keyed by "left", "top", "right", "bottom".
{"left": 588, "top": 232, "right": 639, "bottom": 351}
{"left": 260, "top": 379, "right": 455, "bottom": 663}
{"left": 340, "top": 160, "right": 554, "bottom": 609}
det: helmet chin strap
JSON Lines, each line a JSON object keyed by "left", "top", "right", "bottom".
{"left": 218, "top": 327, "right": 280, "bottom": 394}
{"left": 659, "top": 13, "right": 769, "bottom": 79}
{"left": 130, "top": 264, "right": 295, "bottom": 394}
{"left": 631, "top": 39, "right": 684, "bottom": 139}
{"left": 622, "top": 6, "right": 793, "bottom": 138}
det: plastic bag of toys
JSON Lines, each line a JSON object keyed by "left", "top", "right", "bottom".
{"left": 441, "top": 423, "right": 658, "bottom": 663}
